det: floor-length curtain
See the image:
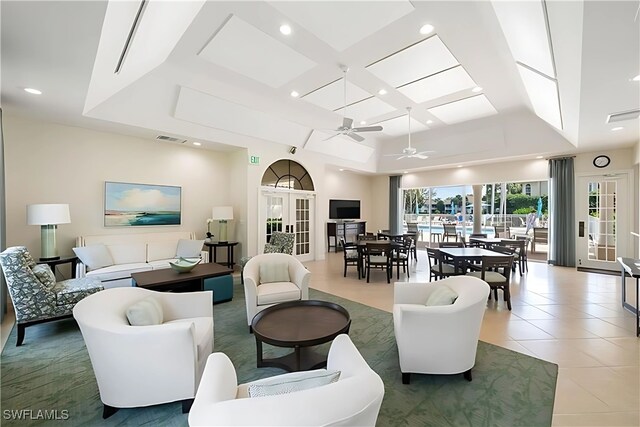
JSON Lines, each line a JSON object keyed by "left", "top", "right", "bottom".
{"left": 549, "top": 157, "right": 576, "bottom": 267}
{"left": 389, "top": 176, "right": 402, "bottom": 234}
{"left": 0, "top": 108, "right": 6, "bottom": 320}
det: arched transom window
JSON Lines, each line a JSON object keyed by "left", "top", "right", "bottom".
{"left": 261, "top": 160, "right": 314, "bottom": 191}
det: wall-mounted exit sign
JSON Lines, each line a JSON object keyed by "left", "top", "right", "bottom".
{"left": 249, "top": 155, "right": 260, "bottom": 165}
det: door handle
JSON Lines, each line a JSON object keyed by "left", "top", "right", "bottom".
{"left": 578, "top": 221, "right": 584, "bottom": 238}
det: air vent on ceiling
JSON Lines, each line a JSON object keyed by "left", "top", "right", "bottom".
{"left": 156, "top": 135, "right": 187, "bottom": 143}
{"left": 606, "top": 108, "right": 640, "bottom": 123}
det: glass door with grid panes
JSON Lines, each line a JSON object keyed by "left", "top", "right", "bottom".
{"left": 260, "top": 190, "right": 315, "bottom": 262}
{"left": 576, "top": 174, "right": 630, "bottom": 271}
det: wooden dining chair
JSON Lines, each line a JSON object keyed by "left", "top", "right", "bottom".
{"left": 467, "top": 255, "right": 514, "bottom": 310}
{"left": 500, "top": 239, "right": 527, "bottom": 275}
{"left": 392, "top": 238, "right": 411, "bottom": 279}
{"left": 340, "top": 238, "right": 360, "bottom": 278}
{"left": 363, "top": 242, "right": 392, "bottom": 283}
{"left": 426, "top": 248, "right": 458, "bottom": 281}
{"left": 403, "top": 232, "right": 419, "bottom": 262}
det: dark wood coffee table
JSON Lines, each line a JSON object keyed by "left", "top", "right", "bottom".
{"left": 131, "top": 263, "right": 232, "bottom": 293}
{"left": 251, "top": 300, "right": 351, "bottom": 372}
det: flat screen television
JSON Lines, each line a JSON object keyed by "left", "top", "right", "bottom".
{"left": 329, "top": 199, "right": 361, "bottom": 220}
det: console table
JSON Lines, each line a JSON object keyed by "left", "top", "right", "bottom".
{"left": 204, "top": 241, "right": 238, "bottom": 269}
{"left": 327, "top": 221, "right": 366, "bottom": 252}
{"left": 618, "top": 257, "right": 640, "bottom": 337}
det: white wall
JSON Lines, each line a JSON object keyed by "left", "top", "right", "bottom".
{"left": 324, "top": 168, "right": 375, "bottom": 233}
{"left": 369, "top": 175, "right": 390, "bottom": 232}
{"left": 4, "top": 115, "right": 232, "bottom": 259}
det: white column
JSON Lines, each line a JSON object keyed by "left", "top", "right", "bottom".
{"left": 473, "top": 185, "right": 483, "bottom": 234}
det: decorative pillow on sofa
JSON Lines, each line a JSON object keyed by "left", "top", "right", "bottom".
{"left": 73, "top": 244, "right": 114, "bottom": 270}
{"left": 259, "top": 261, "right": 290, "bottom": 284}
{"left": 425, "top": 284, "right": 459, "bottom": 306}
{"left": 176, "top": 239, "right": 204, "bottom": 258}
{"left": 126, "top": 297, "right": 163, "bottom": 326}
{"left": 32, "top": 264, "right": 56, "bottom": 288}
{"left": 247, "top": 369, "right": 341, "bottom": 397}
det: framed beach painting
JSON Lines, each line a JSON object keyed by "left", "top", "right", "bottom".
{"left": 104, "top": 182, "right": 181, "bottom": 227}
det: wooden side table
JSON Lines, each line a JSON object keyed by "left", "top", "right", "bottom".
{"left": 37, "top": 255, "right": 78, "bottom": 279}
{"left": 204, "top": 241, "right": 239, "bottom": 269}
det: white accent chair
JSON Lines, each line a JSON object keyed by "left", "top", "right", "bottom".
{"left": 243, "top": 253, "right": 310, "bottom": 329}
{"left": 188, "top": 334, "right": 385, "bottom": 427}
{"left": 393, "top": 276, "right": 490, "bottom": 384}
{"left": 73, "top": 287, "right": 213, "bottom": 418}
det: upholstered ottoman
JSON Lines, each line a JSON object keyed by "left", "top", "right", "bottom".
{"left": 203, "top": 275, "right": 233, "bottom": 304}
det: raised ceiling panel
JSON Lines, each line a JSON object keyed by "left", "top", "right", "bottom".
{"left": 517, "top": 63, "right": 562, "bottom": 129}
{"left": 269, "top": 1, "right": 414, "bottom": 51}
{"left": 377, "top": 115, "right": 428, "bottom": 137}
{"left": 367, "top": 36, "right": 459, "bottom": 88}
{"left": 199, "top": 15, "right": 316, "bottom": 88}
{"left": 343, "top": 96, "right": 396, "bottom": 122}
{"left": 428, "top": 95, "right": 498, "bottom": 124}
{"left": 302, "top": 80, "right": 371, "bottom": 111}
{"left": 305, "top": 130, "right": 375, "bottom": 162}
{"left": 398, "top": 66, "right": 477, "bottom": 104}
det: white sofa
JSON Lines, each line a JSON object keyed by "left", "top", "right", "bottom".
{"left": 243, "top": 253, "right": 310, "bottom": 327}
{"left": 393, "top": 276, "right": 490, "bottom": 384}
{"left": 73, "top": 287, "right": 213, "bottom": 418}
{"left": 188, "top": 334, "right": 385, "bottom": 426}
{"left": 75, "top": 232, "right": 207, "bottom": 288}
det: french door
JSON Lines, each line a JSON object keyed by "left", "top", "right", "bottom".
{"left": 260, "top": 189, "right": 315, "bottom": 262}
{"left": 576, "top": 173, "right": 630, "bottom": 271}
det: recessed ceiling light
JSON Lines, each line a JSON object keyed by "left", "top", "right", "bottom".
{"left": 24, "top": 88, "right": 42, "bottom": 95}
{"left": 378, "top": 89, "right": 387, "bottom": 95}
{"left": 471, "top": 86, "right": 483, "bottom": 93}
{"left": 279, "top": 24, "right": 292, "bottom": 35}
{"left": 457, "top": 165, "right": 463, "bottom": 168}
{"left": 536, "top": 155, "right": 543, "bottom": 159}
{"left": 403, "top": 171, "right": 409, "bottom": 174}
{"left": 360, "top": 120, "right": 367, "bottom": 125}
{"left": 632, "top": 74, "right": 640, "bottom": 81}
{"left": 426, "top": 120, "right": 433, "bottom": 124}
{"left": 419, "top": 24, "right": 434, "bottom": 35}
{"left": 339, "top": 168, "right": 345, "bottom": 172}
{"left": 290, "top": 90, "right": 299, "bottom": 98}
{"left": 193, "top": 142, "right": 202, "bottom": 146}
{"left": 611, "top": 126, "right": 624, "bottom": 131}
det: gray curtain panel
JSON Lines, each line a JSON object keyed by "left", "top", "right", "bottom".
{"left": 548, "top": 157, "right": 576, "bottom": 267}
{"left": 389, "top": 176, "right": 402, "bottom": 234}
{"left": 0, "top": 108, "right": 6, "bottom": 319}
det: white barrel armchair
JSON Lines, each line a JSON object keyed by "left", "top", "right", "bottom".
{"left": 73, "top": 287, "right": 214, "bottom": 418}
{"left": 393, "top": 276, "right": 490, "bottom": 384}
{"left": 243, "top": 253, "right": 310, "bottom": 329}
{"left": 188, "top": 334, "right": 385, "bottom": 426}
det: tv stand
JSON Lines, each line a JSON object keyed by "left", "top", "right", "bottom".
{"left": 327, "top": 220, "right": 366, "bottom": 252}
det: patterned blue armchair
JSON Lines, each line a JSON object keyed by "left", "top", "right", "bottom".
{"left": 239, "top": 232, "right": 295, "bottom": 284}
{"left": 0, "top": 246, "right": 103, "bottom": 346}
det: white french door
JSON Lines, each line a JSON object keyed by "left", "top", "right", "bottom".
{"left": 576, "top": 173, "right": 630, "bottom": 271}
{"left": 260, "top": 189, "right": 315, "bottom": 262}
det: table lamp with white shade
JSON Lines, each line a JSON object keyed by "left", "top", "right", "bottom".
{"left": 27, "top": 203, "right": 71, "bottom": 260}
{"left": 212, "top": 206, "right": 233, "bottom": 243}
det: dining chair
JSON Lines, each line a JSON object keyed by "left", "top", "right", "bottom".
{"left": 340, "top": 238, "right": 360, "bottom": 278}
{"left": 403, "top": 233, "right": 419, "bottom": 262}
{"left": 358, "top": 233, "right": 377, "bottom": 241}
{"left": 499, "top": 239, "right": 527, "bottom": 274}
{"left": 426, "top": 248, "right": 458, "bottom": 281}
{"left": 515, "top": 235, "right": 529, "bottom": 271}
{"left": 392, "top": 238, "right": 411, "bottom": 279}
{"left": 466, "top": 255, "right": 514, "bottom": 310}
{"left": 438, "top": 242, "right": 464, "bottom": 248}
{"left": 363, "top": 242, "right": 392, "bottom": 283}
{"left": 442, "top": 224, "right": 459, "bottom": 242}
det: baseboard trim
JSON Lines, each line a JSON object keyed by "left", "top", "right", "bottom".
{"left": 576, "top": 267, "right": 620, "bottom": 276}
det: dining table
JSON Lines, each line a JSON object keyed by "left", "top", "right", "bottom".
{"left": 438, "top": 247, "right": 513, "bottom": 273}
{"left": 356, "top": 239, "right": 403, "bottom": 279}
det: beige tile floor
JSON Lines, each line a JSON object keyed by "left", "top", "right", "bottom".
{"left": 306, "top": 250, "right": 640, "bottom": 427}
{"left": 1, "top": 250, "right": 637, "bottom": 426}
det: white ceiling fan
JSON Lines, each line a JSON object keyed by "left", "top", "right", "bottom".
{"left": 385, "top": 107, "right": 434, "bottom": 160}
{"left": 324, "top": 66, "right": 383, "bottom": 143}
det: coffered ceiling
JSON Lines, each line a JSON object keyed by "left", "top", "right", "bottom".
{"left": 2, "top": 1, "right": 639, "bottom": 174}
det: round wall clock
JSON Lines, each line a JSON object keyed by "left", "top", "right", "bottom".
{"left": 593, "top": 155, "right": 610, "bottom": 168}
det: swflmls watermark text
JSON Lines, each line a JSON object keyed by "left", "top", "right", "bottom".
{"left": 3, "top": 409, "right": 69, "bottom": 421}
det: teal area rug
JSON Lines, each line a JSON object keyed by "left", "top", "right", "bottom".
{"left": 1, "top": 285, "right": 557, "bottom": 426}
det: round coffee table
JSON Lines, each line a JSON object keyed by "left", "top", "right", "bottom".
{"left": 251, "top": 300, "right": 351, "bottom": 372}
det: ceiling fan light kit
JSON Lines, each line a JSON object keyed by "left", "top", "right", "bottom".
{"left": 385, "top": 107, "right": 435, "bottom": 160}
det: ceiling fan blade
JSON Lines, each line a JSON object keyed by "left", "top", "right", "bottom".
{"left": 396, "top": 155, "right": 408, "bottom": 160}
{"left": 322, "top": 134, "right": 340, "bottom": 141}
{"left": 413, "top": 154, "right": 429, "bottom": 159}
{"left": 348, "top": 133, "right": 365, "bottom": 142}
{"left": 352, "top": 126, "right": 383, "bottom": 132}
{"left": 342, "top": 117, "right": 353, "bottom": 129}
{"left": 416, "top": 150, "right": 436, "bottom": 155}
{"left": 384, "top": 153, "right": 404, "bottom": 157}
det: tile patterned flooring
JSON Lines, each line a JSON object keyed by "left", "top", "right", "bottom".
{"left": 306, "top": 250, "right": 639, "bottom": 427}
{"left": 1, "top": 250, "right": 637, "bottom": 426}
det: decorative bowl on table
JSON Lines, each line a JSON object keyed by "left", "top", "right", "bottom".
{"left": 169, "top": 257, "right": 202, "bottom": 273}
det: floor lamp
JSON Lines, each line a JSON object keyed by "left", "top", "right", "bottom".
{"left": 27, "top": 204, "right": 71, "bottom": 260}
{"left": 212, "top": 206, "right": 233, "bottom": 243}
